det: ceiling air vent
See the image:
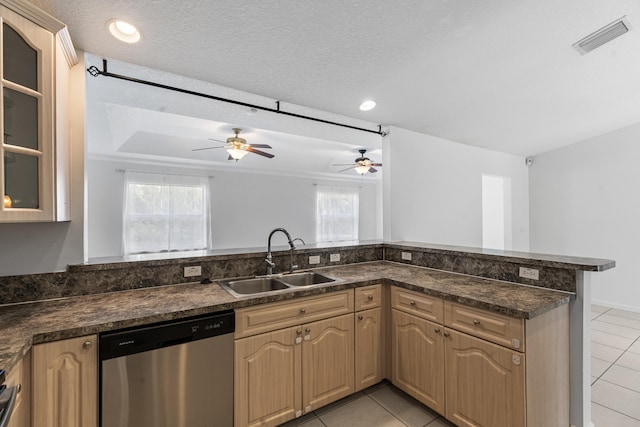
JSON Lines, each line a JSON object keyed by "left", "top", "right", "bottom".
{"left": 573, "top": 16, "right": 631, "bottom": 54}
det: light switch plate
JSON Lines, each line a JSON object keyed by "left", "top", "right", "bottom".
{"left": 330, "top": 253, "right": 340, "bottom": 262}
{"left": 401, "top": 252, "right": 412, "bottom": 261}
{"left": 519, "top": 267, "right": 539, "bottom": 280}
{"left": 309, "top": 255, "right": 321, "bottom": 265}
{"left": 184, "top": 266, "right": 202, "bottom": 277}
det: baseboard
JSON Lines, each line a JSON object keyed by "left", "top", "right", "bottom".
{"left": 591, "top": 298, "right": 640, "bottom": 314}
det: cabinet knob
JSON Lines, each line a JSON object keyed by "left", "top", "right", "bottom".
{"left": 434, "top": 328, "right": 441, "bottom": 334}
{"left": 473, "top": 320, "right": 481, "bottom": 326}
{"left": 358, "top": 315, "right": 363, "bottom": 321}
{"left": 296, "top": 329, "right": 302, "bottom": 336}
{"left": 367, "top": 295, "right": 374, "bottom": 301}
{"left": 300, "top": 308, "right": 306, "bottom": 314}
{"left": 443, "top": 331, "right": 450, "bottom": 337}
{"left": 410, "top": 300, "right": 416, "bottom": 306}
{"left": 305, "top": 328, "right": 310, "bottom": 333}
{"left": 83, "top": 341, "right": 92, "bottom": 349}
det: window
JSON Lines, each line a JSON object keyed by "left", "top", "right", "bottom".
{"left": 316, "top": 186, "right": 359, "bottom": 243}
{"left": 123, "top": 172, "right": 211, "bottom": 254}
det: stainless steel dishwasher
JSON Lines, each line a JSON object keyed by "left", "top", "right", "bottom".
{"left": 100, "top": 310, "right": 234, "bottom": 427}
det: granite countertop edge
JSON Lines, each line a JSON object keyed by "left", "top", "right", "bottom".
{"left": 0, "top": 261, "right": 572, "bottom": 376}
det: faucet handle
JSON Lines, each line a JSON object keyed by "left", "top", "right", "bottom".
{"left": 265, "top": 258, "right": 275, "bottom": 267}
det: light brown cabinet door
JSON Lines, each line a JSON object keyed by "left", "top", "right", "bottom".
{"left": 445, "top": 329, "right": 525, "bottom": 427}
{"left": 391, "top": 309, "right": 445, "bottom": 414}
{"left": 234, "top": 325, "right": 302, "bottom": 427}
{"left": 32, "top": 335, "right": 98, "bottom": 427}
{"left": 355, "top": 307, "right": 382, "bottom": 391}
{"left": 6, "top": 350, "right": 31, "bottom": 427}
{"left": 302, "top": 313, "right": 354, "bottom": 413}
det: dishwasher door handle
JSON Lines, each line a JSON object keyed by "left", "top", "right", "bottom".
{"left": 0, "top": 384, "right": 18, "bottom": 427}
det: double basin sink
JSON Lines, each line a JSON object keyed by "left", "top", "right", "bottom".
{"left": 218, "top": 272, "right": 341, "bottom": 298}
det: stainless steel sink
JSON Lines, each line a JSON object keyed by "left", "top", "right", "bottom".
{"left": 277, "top": 272, "right": 337, "bottom": 287}
{"left": 219, "top": 277, "right": 289, "bottom": 297}
{"left": 218, "top": 272, "right": 342, "bottom": 297}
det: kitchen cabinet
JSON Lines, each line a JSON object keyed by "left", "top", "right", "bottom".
{"left": 234, "top": 291, "right": 355, "bottom": 427}
{"left": 301, "top": 313, "right": 354, "bottom": 412}
{"left": 391, "top": 309, "right": 445, "bottom": 414}
{"left": 0, "top": 1, "right": 75, "bottom": 222}
{"left": 390, "top": 287, "right": 570, "bottom": 427}
{"left": 354, "top": 284, "right": 383, "bottom": 392}
{"left": 32, "top": 335, "right": 98, "bottom": 427}
{"left": 445, "top": 328, "right": 524, "bottom": 427}
{"left": 6, "top": 349, "right": 31, "bottom": 427}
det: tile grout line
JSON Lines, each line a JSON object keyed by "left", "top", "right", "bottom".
{"left": 364, "top": 392, "right": 410, "bottom": 427}
{"left": 592, "top": 402, "right": 640, "bottom": 423}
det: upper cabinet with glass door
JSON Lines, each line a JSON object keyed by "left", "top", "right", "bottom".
{"left": 0, "top": 1, "right": 76, "bottom": 222}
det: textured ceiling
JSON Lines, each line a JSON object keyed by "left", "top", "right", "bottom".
{"left": 32, "top": 0, "right": 640, "bottom": 156}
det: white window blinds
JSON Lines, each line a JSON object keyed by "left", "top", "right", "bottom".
{"left": 123, "top": 172, "right": 211, "bottom": 254}
{"left": 316, "top": 186, "right": 359, "bottom": 243}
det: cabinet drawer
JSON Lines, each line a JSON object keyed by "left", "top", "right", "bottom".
{"left": 235, "top": 290, "right": 354, "bottom": 338}
{"left": 444, "top": 301, "right": 524, "bottom": 351}
{"left": 391, "top": 287, "right": 443, "bottom": 323}
{"left": 355, "top": 284, "right": 382, "bottom": 311}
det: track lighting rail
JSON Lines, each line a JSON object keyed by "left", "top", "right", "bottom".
{"left": 87, "top": 59, "right": 386, "bottom": 136}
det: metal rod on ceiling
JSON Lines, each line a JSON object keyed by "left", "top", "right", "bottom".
{"left": 87, "top": 59, "right": 386, "bottom": 136}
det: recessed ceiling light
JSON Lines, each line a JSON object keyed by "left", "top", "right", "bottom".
{"left": 107, "top": 19, "right": 141, "bottom": 44}
{"left": 359, "top": 100, "right": 376, "bottom": 111}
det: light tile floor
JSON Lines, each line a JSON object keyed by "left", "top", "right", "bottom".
{"left": 280, "top": 304, "right": 640, "bottom": 427}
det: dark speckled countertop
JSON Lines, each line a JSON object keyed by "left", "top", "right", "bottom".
{"left": 0, "top": 261, "right": 571, "bottom": 377}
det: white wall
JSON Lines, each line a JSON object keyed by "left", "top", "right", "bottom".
{"left": 384, "top": 127, "right": 530, "bottom": 250}
{"left": 87, "top": 158, "right": 380, "bottom": 258}
{"left": 0, "top": 53, "right": 86, "bottom": 276}
{"left": 530, "top": 123, "right": 640, "bottom": 312}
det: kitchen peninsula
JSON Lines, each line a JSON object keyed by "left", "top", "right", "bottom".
{"left": 0, "top": 242, "right": 614, "bottom": 427}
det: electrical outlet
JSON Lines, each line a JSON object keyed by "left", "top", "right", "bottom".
{"left": 330, "top": 253, "right": 340, "bottom": 262}
{"left": 519, "top": 267, "right": 539, "bottom": 280}
{"left": 184, "top": 266, "right": 202, "bottom": 277}
{"left": 401, "top": 252, "right": 412, "bottom": 261}
{"left": 309, "top": 255, "right": 321, "bottom": 265}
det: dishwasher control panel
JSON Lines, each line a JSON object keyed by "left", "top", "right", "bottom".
{"left": 99, "top": 310, "right": 235, "bottom": 360}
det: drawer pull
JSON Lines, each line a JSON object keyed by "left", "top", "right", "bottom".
{"left": 305, "top": 328, "right": 311, "bottom": 333}
{"left": 300, "top": 308, "right": 306, "bottom": 314}
{"left": 358, "top": 315, "right": 364, "bottom": 321}
{"left": 83, "top": 341, "right": 92, "bottom": 349}
{"left": 367, "top": 295, "right": 374, "bottom": 301}
{"left": 443, "top": 331, "right": 450, "bottom": 337}
{"left": 473, "top": 320, "right": 481, "bottom": 326}
{"left": 410, "top": 300, "right": 416, "bottom": 306}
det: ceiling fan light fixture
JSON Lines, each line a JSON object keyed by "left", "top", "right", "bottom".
{"left": 226, "top": 147, "right": 248, "bottom": 160}
{"left": 107, "top": 19, "right": 142, "bottom": 44}
{"left": 359, "top": 100, "right": 376, "bottom": 111}
{"left": 354, "top": 164, "right": 370, "bottom": 174}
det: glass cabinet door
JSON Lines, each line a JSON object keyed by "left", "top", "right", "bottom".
{"left": 1, "top": 6, "right": 53, "bottom": 220}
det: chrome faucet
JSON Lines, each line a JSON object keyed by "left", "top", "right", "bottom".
{"left": 265, "top": 228, "right": 305, "bottom": 275}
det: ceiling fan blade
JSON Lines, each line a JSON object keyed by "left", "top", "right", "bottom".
{"left": 332, "top": 163, "right": 356, "bottom": 166}
{"left": 246, "top": 147, "right": 275, "bottom": 158}
{"left": 228, "top": 155, "right": 234, "bottom": 161}
{"left": 371, "top": 163, "right": 382, "bottom": 166}
{"left": 208, "top": 138, "right": 226, "bottom": 143}
{"left": 368, "top": 167, "right": 378, "bottom": 173}
{"left": 338, "top": 166, "right": 355, "bottom": 173}
{"left": 192, "top": 145, "right": 226, "bottom": 152}
{"left": 248, "top": 144, "right": 272, "bottom": 149}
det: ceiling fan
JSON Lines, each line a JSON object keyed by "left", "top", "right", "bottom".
{"left": 333, "top": 149, "right": 382, "bottom": 175}
{"left": 192, "top": 128, "right": 274, "bottom": 161}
